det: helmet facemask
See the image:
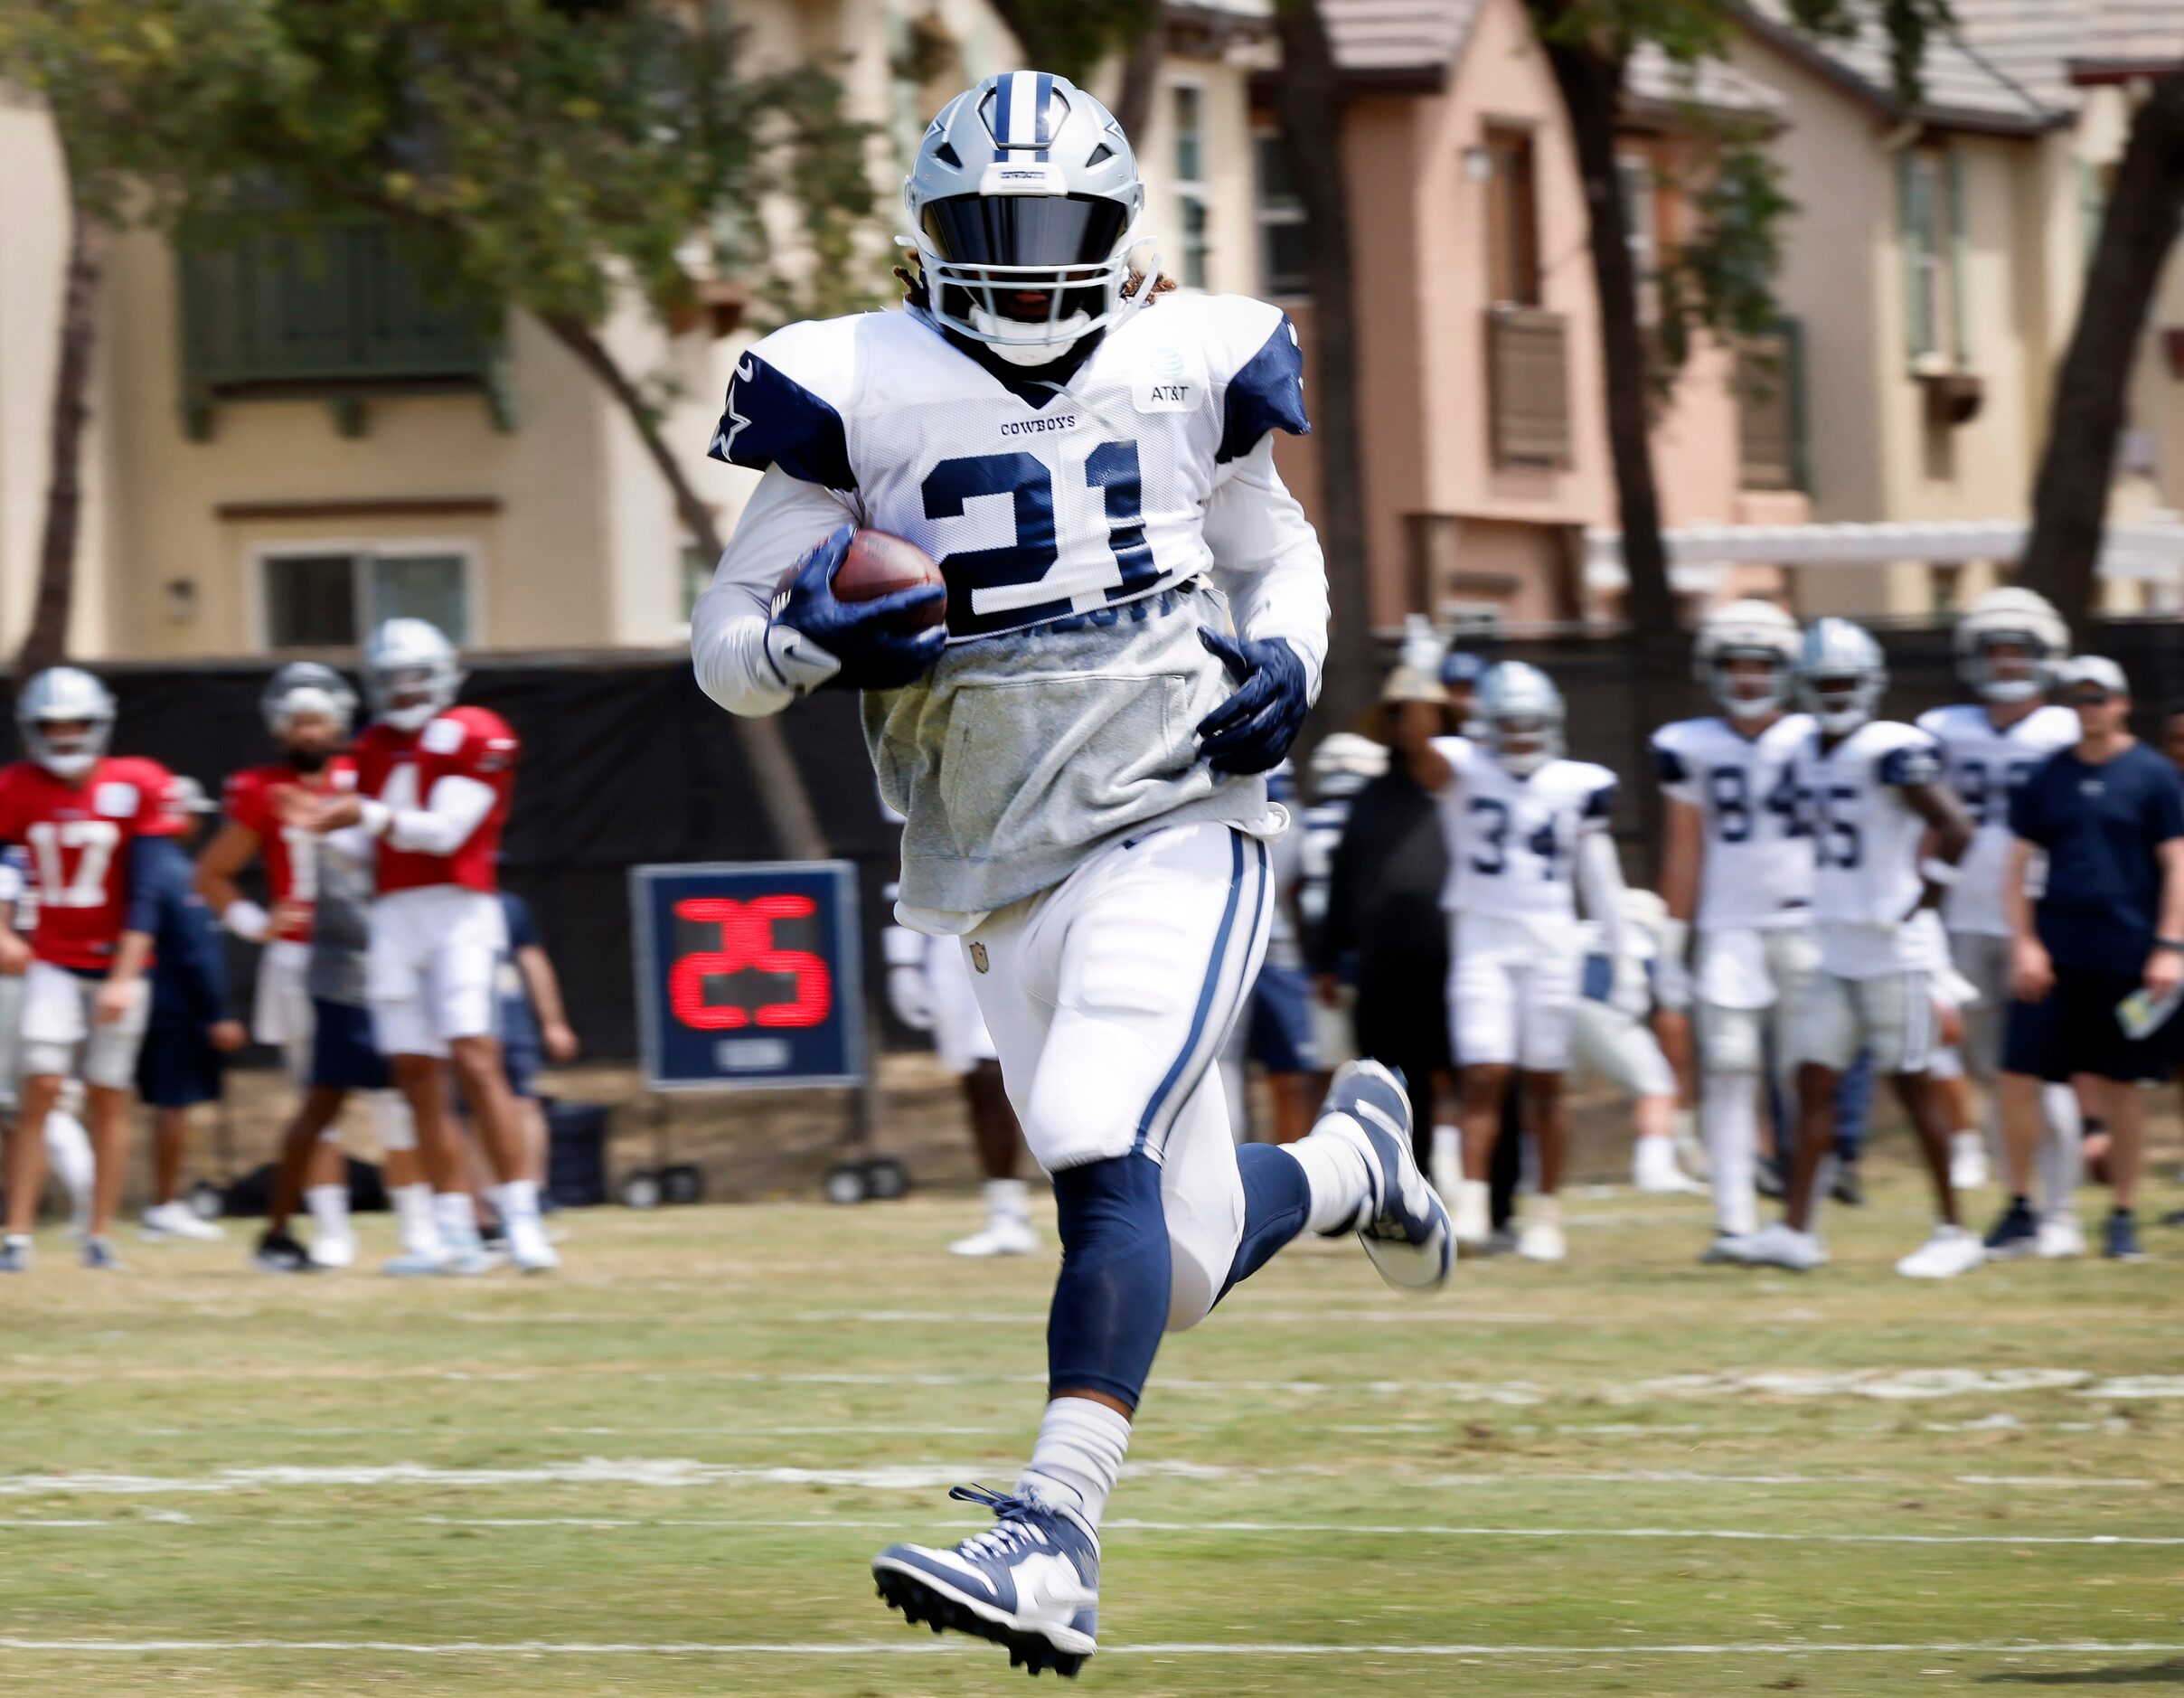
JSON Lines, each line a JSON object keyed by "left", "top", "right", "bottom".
{"left": 1489, "top": 712, "right": 1560, "bottom": 777}
{"left": 918, "top": 193, "right": 1145, "bottom": 364}
{"left": 374, "top": 666, "right": 448, "bottom": 733}
{"left": 1967, "top": 633, "right": 2051, "bottom": 704}
{"left": 1711, "top": 650, "right": 1793, "bottom": 723}
{"left": 25, "top": 714, "right": 109, "bottom": 781}
{"left": 1807, "top": 672, "right": 1877, "bottom": 736}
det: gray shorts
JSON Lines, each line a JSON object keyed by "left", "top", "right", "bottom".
{"left": 19, "top": 959, "right": 150, "bottom": 1091}
{"left": 1947, "top": 930, "right": 2012, "bottom": 1082}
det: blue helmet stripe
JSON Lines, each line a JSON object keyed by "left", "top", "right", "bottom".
{"left": 992, "top": 73, "right": 1012, "bottom": 161}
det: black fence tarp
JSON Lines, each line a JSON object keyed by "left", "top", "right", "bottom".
{"left": 9, "top": 616, "right": 2178, "bottom": 1059}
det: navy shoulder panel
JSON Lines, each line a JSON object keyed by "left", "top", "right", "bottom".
{"left": 706, "top": 352, "right": 856, "bottom": 492}
{"left": 1217, "top": 315, "right": 1311, "bottom": 465}
{"left": 1652, "top": 741, "right": 1689, "bottom": 785}
{"left": 1583, "top": 779, "right": 1620, "bottom": 821}
{"left": 1878, "top": 740, "right": 1943, "bottom": 788}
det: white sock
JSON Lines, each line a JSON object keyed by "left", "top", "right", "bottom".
{"left": 392, "top": 1184, "right": 441, "bottom": 1257}
{"left": 1018, "top": 1396, "right": 1131, "bottom": 1529}
{"left": 984, "top": 1178, "right": 1030, "bottom": 1222}
{"left": 306, "top": 1184, "right": 351, "bottom": 1240}
{"left": 366, "top": 1090, "right": 415, "bottom": 1154}
{"left": 493, "top": 1178, "right": 541, "bottom": 1230}
{"left": 2038, "top": 1083, "right": 2083, "bottom": 1220}
{"left": 1432, "top": 1124, "right": 1459, "bottom": 1164}
{"left": 42, "top": 1110, "right": 95, "bottom": 1215}
{"left": 1286, "top": 1114, "right": 1377, "bottom": 1234}
{"left": 1699, "top": 1071, "right": 1758, "bottom": 1237}
{"left": 433, "top": 1191, "right": 481, "bottom": 1250}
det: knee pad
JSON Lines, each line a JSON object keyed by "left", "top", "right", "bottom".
{"left": 1046, "top": 1153, "right": 1171, "bottom": 1409}
{"left": 368, "top": 1089, "right": 418, "bottom": 1154}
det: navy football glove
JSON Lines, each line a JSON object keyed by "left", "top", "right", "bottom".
{"left": 769, "top": 524, "right": 946, "bottom": 693}
{"left": 1196, "top": 627, "right": 1310, "bottom": 776}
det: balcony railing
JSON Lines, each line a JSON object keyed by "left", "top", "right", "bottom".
{"left": 1736, "top": 322, "right": 1805, "bottom": 492}
{"left": 1486, "top": 307, "right": 1571, "bottom": 468}
{"left": 177, "top": 216, "right": 514, "bottom": 440}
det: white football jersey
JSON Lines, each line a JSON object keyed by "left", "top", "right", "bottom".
{"left": 1914, "top": 703, "right": 2078, "bottom": 937}
{"left": 1650, "top": 713, "right": 1815, "bottom": 932}
{"left": 1431, "top": 737, "right": 1618, "bottom": 929}
{"left": 1787, "top": 721, "right": 1946, "bottom": 975}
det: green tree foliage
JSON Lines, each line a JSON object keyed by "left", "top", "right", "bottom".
{"left": 980, "top": 0, "right": 1159, "bottom": 87}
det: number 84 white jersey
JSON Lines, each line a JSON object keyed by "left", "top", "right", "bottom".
{"left": 1649, "top": 714, "right": 1815, "bottom": 932}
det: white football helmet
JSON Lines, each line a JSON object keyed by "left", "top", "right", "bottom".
{"left": 904, "top": 71, "right": 1153, "bottom": 364}
{"left": 260, "top": 661, "right": 358, "bottom": 740}
{"left": 1693, "top": 599, "right": 1801, "bottom": 722}
{"left": 363, "top": 618, "right": 462, "bottom": 733}
{"left": 1953, "top": 587, "right": 2068, "bottom": 704}
{"left": 16, "top": 666, "right": 116, "bottom": 780}
{"left": 1308, "top": 731, "right": 1389, "bottom": 800}
{"left": 1795, "top": 618, "right": 1887, "bottom": 736}
{"left": 1478, "top": 661, "right": 1565, "bottom": 777}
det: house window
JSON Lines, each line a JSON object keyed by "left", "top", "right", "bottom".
{"left": 1617, "top": 153, "right": 1659, "bottom": 324}
{"left": 1483, "top": 127, "right": 1540, "bottom": 307}
{"left": 1174, "top": 82, "right": 1210, "bottom": 288}
{"left": 1900, "top": 150, "right": 1967, "bottom": 368}
{"left": 261, "top": 546, "right": 471, "bottom": 648}
{"left": 1254, "top": 130, "right": 1309, "bottom": 297}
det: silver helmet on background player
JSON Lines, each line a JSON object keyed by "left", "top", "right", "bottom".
{"left": 1307, "top": 731, "right": 1389, "bottom": 800}
{"left": 1477, "top": 661, "right": 1566, "bottom": 777}
{"left": 1693, "top": 599, "right": 1801, "bottom": 722}
{"left": 15, "top": 665, "right": 116, "bottom": 780}
{"left": 903, "top": 71, "right": 1152, "bottom": 365}
{"left": 1953, "top": 588, "right": 2069, "bottom": 704}
{"left": 1795, "top": 618, "right": 1887, "bottom": 736}
{"left": 363, "top": 618, "right": 462, "bottom": 733}
{"left": 260, "top": 661, "right": 357, "bottom": 740}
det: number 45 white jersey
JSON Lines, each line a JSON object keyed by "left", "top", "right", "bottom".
{"left": 1786, "top": 721, "right": 1946, "bottom": 976}
{"left": 1431, "top": 737, "right": 1619, "bottom": 930}
{"left": 1649, "top": 714, "right": 1815, "bottom": 932}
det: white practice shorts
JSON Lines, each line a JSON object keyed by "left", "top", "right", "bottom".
{"left": 1693, "top": 924, "right": 1819, "bottom": 1078}
{"left": 927, "top": 931, "right": 999, "bottom": 1076}
{"left": 253, "top": 938, "right": 316, "bottom": 1074}
{"left": 1945, "top": 929, "right": 2010, "bottom": 1082}
{"left": 19, "top": 958, "right": 150, "bottom": 1090}
{"left": 1788, "top": 967, "right": 1938, "bottom": 1076}
{"left": 965, "top": 821, "right": 1273, "bottom": 1335}
{"left": 1570, "top": 998, "right": 1678, "bottom": 1099}
{"left": 367, "top": 886, "right": 508, "bottom": 1060}
{"left": 1448, "top": 911, "right": 1580, "bottom": 1072}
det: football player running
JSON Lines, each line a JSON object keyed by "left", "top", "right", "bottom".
{"left": 1417, "top": 661, "right": 1629, "bottom": 1262}
{"left": 1734, "top": 620, "right": 1979, "bottom": 1277}
{"left": 692, "top": 71, "right": 1450, "bottom": 1677}
{"left": 1913, "top": 590, "right": 2085, "bottom": 1255}
{"left": 1651, "top": 601, "right": 1815, "bottom": 1257}
{"left": 287, "top": 619, "right": 554, "bottom": 1275}
{"left": 198, "top": 664, "right": 396, "bottom": 1268}
{"left": 0, "top": 669, "right": 185, "bottom": 1271}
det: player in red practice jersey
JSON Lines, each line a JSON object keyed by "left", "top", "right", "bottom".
{"left": 287, "top": 618, "right": 555, "bottom": 1274}
{"left": 0, "top": 668, "right": 188, "bottom": 1272}
{"left": 199, "top": 662, "right": 418, "bottom": 1271}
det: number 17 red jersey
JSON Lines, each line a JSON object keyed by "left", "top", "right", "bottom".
{"left": 0, "top": 756, "right": 182, "bottom": 969}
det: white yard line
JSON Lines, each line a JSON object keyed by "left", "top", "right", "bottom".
{"left": 5, "top": 1637, "right": 2183, "bottom": 1658}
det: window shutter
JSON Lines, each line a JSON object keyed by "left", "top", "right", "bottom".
{"left": 1946, "top": 150, "right": 1970, "bottom": 366}
{"left": 1897, "top": 151, "right": 1928, "bottom": 361}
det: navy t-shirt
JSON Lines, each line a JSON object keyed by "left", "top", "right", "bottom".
{"left": 2010, "top": 741, "right": 2184, "bottom": 973}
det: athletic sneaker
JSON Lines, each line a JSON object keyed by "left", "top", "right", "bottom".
{"left": 1700, "top": 1231, "right": 1757, "bottom": 1265}
{"left": 1738, "top": 1222, "right": 1828, "bottom": 1272}
{"left": 1633, "top": 1137, "right": 1705, "bottom": 1195}
{"left": 1317, "top": 1060, "right": 1452, "bottom": 1290}
{"left": 874, "top": 1484, "right": 1100, "bottom": 1677}
{"left": 507, "top": 1217, "right": 561, "bottom": 1274}
{"left": 2104, "top": 1211, "right": 2145, "bottom": 1262}
{"left": 1949, "top": 1131, "right": 1990, "bottom": 1192}
{"left": 382, "top": 1246, "right": 450, "bottom": 1277}
{"left": 951, "top": 1216, "right": 1039, "bottom": 1258}
{"left": 1515, "top": 1217, "right": 1567, "bottom": 1262}
{"left": 140, "top": 1201, "right": 224, "bottom": 1242}
{"left": 81, "top": 1236, "right": 125, "bottom": 1271}
{"left": 253, "top": 1230, "right": 314, "bottom": 1274}
{"left": 1982, "top": 1198, "right": 2040, "bottom": 1260}
{"left": 1897, "top": 1224, "right": 1985, "bottom": 1279}
{"left": 2037, "top": 1215, "right": 2086, "bottom": 1259}
{"left": 1830, "top": 1161, "right": 1865, "bottom": 1207}
{"left": 0, "top": 1236, "right": 32, "bottom": 1273}
{"left": 307, "top": 1230, "right": 357, "bottom": 1270}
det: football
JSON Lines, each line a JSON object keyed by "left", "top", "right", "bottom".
{"left": 833, "top": 529, "right": 947, "bottom": 627}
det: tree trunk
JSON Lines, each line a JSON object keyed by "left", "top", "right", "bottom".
{"left": 1534, "top": 16, "right": 1682, "bottom": 870}
{"left": 541, "top": 311, "right": 829, "bottom": 862}
{"left": 1273, "top": 0, "right": 1378, "bottom": 735}
{"left": 1113, "top": 16, "right": 1163, "bottom": 142}
{"left": 17, "top": 189, "right": 108, "bottom": 678}
{"left": 2019, "top": 71, "right": 2184, "bottom": 641}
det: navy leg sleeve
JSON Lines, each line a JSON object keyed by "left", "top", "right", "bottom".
{"left": 1214, "top": 1142, "right": 1314, "bottom": 1307}
{"left": 1047, "top": 1153, "right": 1171, "bottom": 1410}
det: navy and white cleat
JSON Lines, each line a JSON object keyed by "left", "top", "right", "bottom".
{"left": 872, "top": 1485, "right": 1100, "bottom": 1678}
{"left": 1319, "top": 1060, "right": 1453, "bottom": 1291}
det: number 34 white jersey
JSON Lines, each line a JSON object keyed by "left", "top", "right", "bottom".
{"left": 1649, "top": 713, "right": 1815, "bottom": 932}
{"left": 1431, "top": 737, "right": 1619, "bottom": 932}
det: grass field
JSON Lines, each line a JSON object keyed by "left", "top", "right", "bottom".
{"left": 3, "top": 1163, "right": 2181, "bottom": 1696}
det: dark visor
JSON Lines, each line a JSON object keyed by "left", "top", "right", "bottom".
{"left": 922, "top": 194, "right": 1128, "bottom": 269}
